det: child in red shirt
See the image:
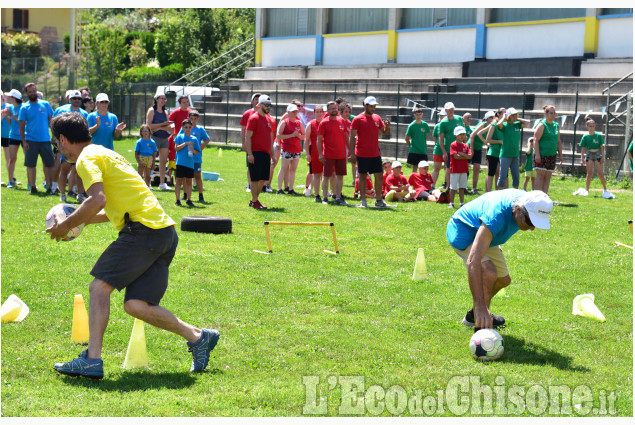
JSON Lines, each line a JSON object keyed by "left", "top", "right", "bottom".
{"left": 354, "top": 174, "right": 375, "bottom": 199}
{"left": 408, "top": 160, "right": 438, "bottom": 201}
{"left": 385, "top": 161, "right": 416, "bottom": 201}
{"left": 449, "top": 127, "right": 472, "bottom": 208}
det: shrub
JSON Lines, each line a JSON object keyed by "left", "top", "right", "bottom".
{"left": 1, "top": 32, "right": 41, "bottom": 56}
{"left": 128, "top": 39, "right": 148, "bottom": 68}
{"left": 120, "top": 63, "right": 184, "bottom": 83}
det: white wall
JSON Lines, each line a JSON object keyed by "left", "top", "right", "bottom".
{"left": 262, "top": 38, "right": 316, "bottom": 67}
{"left": 396, "top": 28, "right": 476, "bottom": 63}
{"left": 323, "top": 34, "right": 388, "bottom": 66}
{"left": 486, "top": 21, "right": 585, "bottom": 59}
{"left": 598, "top": 17, "right": 633, "bottom": 58}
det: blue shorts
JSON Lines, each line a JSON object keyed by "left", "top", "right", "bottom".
{"left": 193, "top": 163, "right": 202, "bottom": 173}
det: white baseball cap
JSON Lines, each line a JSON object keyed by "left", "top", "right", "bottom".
{"left": 418, "top": 160, "right": 429, "bottom": 168}
{"left": 286, "top": 104, "right": 298, "bottom": 112}
{"left": 484, "top": 110, "right": 495, "bottom": 120}
{"left": 391, "top": 160, "right": 402, "bottom": 168}
{"left": 440, "top": 109, "right": 447, "bottom": 116}
{"left": 251, "top": 92, "right": 262, "bottom": 101}
{"left": 69, "top": 90, "right": 82, "bottom": 99}
{"left": 444, "top": 102, "right": 455, "bottom": 110}
{"left": 507, "top": 107, "right": 519, "bottom": 116}
{"left": 95, "top": 93, "right": 109, "bottom": 102}
{"left": 364, "top": 96, "right": 378, "bottom": 105}
{"left": 454, "top": 126, "right": 466, "bottom": 136}
{"left": 257, "top": 95, "right": 271, "bottom": 105}
{"left": 519, "top": 190, "right": 553, "bottom": 230}
{"left": 8, "top": 89, "right": 22, "bottom": 100}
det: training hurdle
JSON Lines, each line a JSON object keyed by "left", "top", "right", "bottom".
{"left": 614, "top": 220, "right": 633, "bottom": 249}
{"left": 254, "top": 221, "right": 339, "bottom": 255}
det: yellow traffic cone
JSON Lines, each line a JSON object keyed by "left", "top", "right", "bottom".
{"left": 123, "top": 318, "right": 148, "bottom": 369}
{"left": 1, "top": 294, "right": 29, "bottom": 323}
{"left": 412, "top": 248, "right": 428, "bottom": 280}
{"left": 218, "top": 148, "right": 223, "bottom": 157}
{"left": 72, "top": 294, "right": 90, "bottom": 343}
{"left": 572, "top": 294, "right": 606, "bottom": 322}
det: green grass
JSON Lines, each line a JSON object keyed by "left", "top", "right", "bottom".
{"left": 1, "top": 137, "right": 632, "bottom": 416}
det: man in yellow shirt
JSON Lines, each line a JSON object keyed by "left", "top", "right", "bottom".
{"left": 46, "top": 113, "right": 219, "bottom": 379}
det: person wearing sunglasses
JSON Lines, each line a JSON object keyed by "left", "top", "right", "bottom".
{"left": 446, "top": 189, "right": 553, "bottom": 331}
{"left": 245, "top": 95, "right": 275, "bottom": 209}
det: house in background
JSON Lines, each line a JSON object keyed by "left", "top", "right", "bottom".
{"left": 1, "top": 8, "right": 71, "bottom": 57}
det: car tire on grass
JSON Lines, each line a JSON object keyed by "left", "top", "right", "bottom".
{"left": 180, "top": 216, "right": 232, "bottom": 234}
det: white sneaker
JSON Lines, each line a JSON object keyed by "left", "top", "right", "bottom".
{"left": 60, "top": 194, "right": 67, "bottom": 202}
{"left": 357, "top": 200, "right": 367, "bottom": 208}
{"left": 159, "top": 183, "right": 170, "bottom": 191}
{"left": 602, "top": 191, "right": 615, "bottom": 199}
{"left": 448, "top": 203, "right": 454, "bottom": 209}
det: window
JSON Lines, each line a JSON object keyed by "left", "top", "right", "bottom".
{"left": 265, "top": 8, "right": 317, "bottom": 37}
{"left": 13, "top": 9, "right": 29, "bottom": 30}
{"left": 489, "top": 8, "right": 585, "bottom": 24}
{"left": 600, "top": 8, "right": 633, "bottom": 16}
{"left": 401, "top": 8, "right": 476, "bottom": 29}
{"left": 327, "top": 9, "right": 388, "bottom": 34}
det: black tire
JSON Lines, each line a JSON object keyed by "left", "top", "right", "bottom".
{"left": 180, "top": 216, "right": 232, "bottom": 234}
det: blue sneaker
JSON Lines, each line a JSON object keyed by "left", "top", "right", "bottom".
{"left": 187, "top": 328, "right": 220, "bottom": 372}
{"left": 54, "top": 349, "right": 104, "bottom": 379}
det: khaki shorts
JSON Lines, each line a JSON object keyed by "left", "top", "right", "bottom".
{"left": 138, "top": 155, "right": 154, "bottom": 169}
{"left": 453, "top": 244, "right": 509, "bottom": 278}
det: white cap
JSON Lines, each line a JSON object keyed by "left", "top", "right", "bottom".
{"left": 506, "top": 107, "right": 519, "bottom": 116}
{"left": 8, "top": 89, "right": 22, "bottom": 100}
{"left": 519, "top": 190, "right": 553, "bottom": 230}
{"left": 251, "top": 92, "right": 262, "bottom": 101}
{"left": 286, "top": 104, "right": 298, "bottom": 112}
{"left": 364, "top": 96, "right": 378, "bottom": 105}
{"left": 391, "top": 160, "right": 402, "bottom": 168}
{"left": 69, "top": 90, "right": 82, "bottom": 99}
{"left": 440, "top": 109, "right": 447, "bottom": 116}
{"left": 484, "top": 110, "right": 495, "bottom": 120}
{"left": 418, "top": 160, "right": 429, "bottom": 168}
{"left": 444, "top": 102, "right": 455, "bottom": 110}
{"left": 454, "top": 126, "right": 466, "bottom": 136}
{"left": 257, "top": 95, "right": 271, "bottom": 104}
{"left": 65, "top": 90, "right": 74, "bottom": 99}
{"left": 95, "top": 93, "right": 109, "bottom": 102}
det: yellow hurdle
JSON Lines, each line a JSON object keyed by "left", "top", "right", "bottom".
{"left": 256, "top": 221, "right": 339, "bottom": 254}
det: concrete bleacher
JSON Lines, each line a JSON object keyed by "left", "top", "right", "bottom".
{"left": 196, "top": 70, "right": 632, "bottom": 174}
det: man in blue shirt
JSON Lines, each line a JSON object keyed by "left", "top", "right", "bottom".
{"left": 446, "top": 189, "right": 553, "bottom": 330}
{"left": 87, "top": 93, "right": 126, "bottom": 151}
{"left": 18, "top": 82, "right": 55, "bottom": 194}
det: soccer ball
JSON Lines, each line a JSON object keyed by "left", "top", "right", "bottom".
{"left": 469, "top": 329, "right": 504, "bottom": 361}
{"left": 45, "top": 203, "right": 84, "bottom": 241}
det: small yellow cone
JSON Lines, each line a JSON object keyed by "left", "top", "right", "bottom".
{"left": 218, "top": 148, "right": 223, "bottom": 157}
{"left": 572, "top": 294, "right": 606, "bottom": 322}
{"left": 72, "top": 294, "right": 90, "bottom": 343}
{"left": 1, "top": 294, "right": 29, "bottom": 323}
{"left": 412, "top": 248, "right": 428, "bottom": 280}
{"left": 123, "top": 318, "right": 148, "bottom": 369}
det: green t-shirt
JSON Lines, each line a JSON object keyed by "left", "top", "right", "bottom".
{"left": 525, "top": 148, "right": 534, "bottom": 172}
{"left": 432, "top": 123, "right": 442, "bottom": 156}
{"left": 628, "top": 140, "right": 633, "bottom": 170}
{"left": 579, "top": 133, "right": 604, "bottom": 150}
{"left": 468, "top": 124, "right": 484, "bottom": 151}
{"left": 406, "top": 120, "right": 430, "bottom": 154}
{"left": 538, "top": 119, "right": 559, "bottom": 156}
{"left": 438, "top": 116, "right": 464, "bottom": 152}
{"left": 486, "top": 123, "right": 503, "bottom": 157}
{"left": 499, "top": 121, "right": 522, "bottom": 158}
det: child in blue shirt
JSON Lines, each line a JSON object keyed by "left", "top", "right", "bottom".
{"left": 174, "top": 119, "right": 200, "bottom": 207}
{"left": 177, "top": 110, "right": 210, "bottom": 202}
{"left": 135, "top": 125, "right": 158, "bottom": 188}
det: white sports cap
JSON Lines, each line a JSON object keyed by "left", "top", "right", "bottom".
{"left": 69, "top": 90, "right": 82, "bottom": 99}
{"left": 444, "top": 102, "right": 455, "bottom": 110}
{"left": 257, "top": 95, "right": 271, "bottom": 104}
{"left": 440, "top": 109, "right": 447, "bottom": 116}
{"left": 286, "top": 104, "right": 298, "bottom": 112}
{"left": 364, "top": 96, "right": 378, "bottom": 105}
{"left": 251, "top": 92, "right": 262, "bottom": 101}
{"left": 454, "top": 126, "right": 466, "bottom": 136}
{"left": 484, "top": 110, "right": 495, "bottom": 120}
{"left": 8, "top": 89, "right": 22, "bottom": 100}
{"left": 391, "top": 160, "right": 402, "bottom": 168}
{"left": 418, "top": 160, "right": 429, "bottom": 168}
{"left": 95, "top": 93, "right": 110, "bottom": 102}
{"left": 519, "top": 190, "right": 553, "bottom": 230}
{"left": 506, "top": 107, "right": 519, "bottom": 116}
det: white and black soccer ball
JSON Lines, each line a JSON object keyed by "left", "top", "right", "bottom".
{"left": 469, "top": 329, "right": 504, "bottom": 361}
{"left": 45, "top": 203, "right": 84, "bottom": 241}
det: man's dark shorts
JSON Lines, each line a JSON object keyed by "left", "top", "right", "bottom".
{"left": 248, "top": 151, "right": 271, "bottom": 181}
{"left": 471, "top": 150, "right": 483, "bottom": 165}
{"left": 91, "top": 222, "right": 178, "bottom": 305}
{"left": 24, "top": 140, "right": 55, "bottom": 167}
{"left": 407, "top": 152, "right": 428, "bottom": 166}
{"left": 357, "top": 155, "right": 383, "bottom": 174}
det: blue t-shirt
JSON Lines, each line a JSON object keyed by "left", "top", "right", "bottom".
{"left": 53, "top": 104, "right": 89, "bottom": 119}
{"left": 8, "top": 103, "right": 22, "bottom": 140}
{"left": 17, "top": 100, "right": 53, "bottom": 142}
{"left": 1, "top": 103, "right": 10, "bottom": 138}
{"left": 135, "top": 138, "right": 158, "bottom": 157}
{"left": 87, "top": 111, "right": 119, "bottom": 150}
{"left": 446, "top": 189, "right": 525, "bottom": 250}
{"left": 174, "top": 134, "right": 200, "bottom": 169}
{"left": 178, "top": 125, "right": 209, "bottom": 163}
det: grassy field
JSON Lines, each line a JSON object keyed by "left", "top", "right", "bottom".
{"left": 1, "top": 137, "right": 632, "bottom": 417}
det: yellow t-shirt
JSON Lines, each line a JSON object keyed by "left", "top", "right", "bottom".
{"left": 76, "top": 144, "right": 176, "bottom": 231}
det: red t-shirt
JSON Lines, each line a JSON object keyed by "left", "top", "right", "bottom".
{"left": 240, "top": 108, "right": 256, "bottom": 126}
{"left": 168, "top": 108, "right": 191, "bottom": 143}
{"left": 318, "top": 116, "right": 349, "bottom": 159}
{"left": 385, "top": 173, "right": 408, "bottom": 190}
{"left": 351, "top": 113, "right": 384, "bottom": 158}
{"left": 308, "top": 119, "right": 321, "bottom": 157}
{"left": 408, "top": 172, "right": 433, "bottom": 197}
{"left": 280, "top": 117, "right": 302, "bottom": 153}
{"left": 246, "top": 113, "right": 274, "bottom": 154}
{"left": 450, "top": 141, "right": 471, "bottom": 174}
{"left": 354, "top": 175, "right": 374, "bottom": 194}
